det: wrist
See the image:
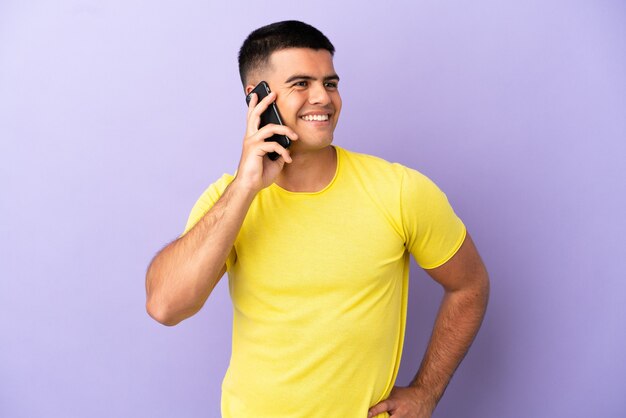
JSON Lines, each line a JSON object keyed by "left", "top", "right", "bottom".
{"left": 229, "top": 176, "right": 262, "bottom": 200}
{"left": 407, "top": 385, "right": 439, "bottom": 411}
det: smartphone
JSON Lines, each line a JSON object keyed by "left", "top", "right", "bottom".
{"left": 245, "top": 81, "right": 291, "bottom": 161}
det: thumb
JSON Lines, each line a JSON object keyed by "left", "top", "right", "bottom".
{"left": 368, "top": 400, "right": 392, "bottom": 417}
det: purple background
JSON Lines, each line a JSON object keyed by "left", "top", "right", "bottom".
{"left": 1, "top": 1, "right": 625, "bottom": 417}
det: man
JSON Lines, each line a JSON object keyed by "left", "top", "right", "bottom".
{"left": 145, "top": 20, "right": 489, "bottom": 418}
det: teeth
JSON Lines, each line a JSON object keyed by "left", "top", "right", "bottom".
{"left": 301, "top": 114, "right": 329, "bottom": 121}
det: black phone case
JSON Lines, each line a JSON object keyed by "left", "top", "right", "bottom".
{"left": 246, "top": 81, "right": 291, "bottom": 160}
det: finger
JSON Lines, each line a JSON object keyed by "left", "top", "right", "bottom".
{"left": 252, "top": 124, "right": 298, "bottom": 143}
{"left": 254, "top": 91, "right": 276, "bottom": 111}
{"left": 257, "top": 142, "right": 292, "bottom": 163}
{"left": 246, "top": 92, "right": 259, "bottom": 117}
{"left": 368, "top": 400, "right": 392, "bottom": 418}
{"left": 246, "top": 92, "right": 277, "bottom": 136}
{"left": 248, "top": 91, "right": 277, "bottom": 120}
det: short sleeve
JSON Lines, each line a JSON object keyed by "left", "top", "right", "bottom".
{"left": 400, "top": 167, "right": 466, "bottom": 269}
{"left": 180, "top": 173, "right": 236, "bottom": 269}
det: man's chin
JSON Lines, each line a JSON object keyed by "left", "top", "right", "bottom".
{"left": 290, "top": 136, "right": 334, "bottom": 152}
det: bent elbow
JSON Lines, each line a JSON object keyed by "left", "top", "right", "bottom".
{"left": 145, "top": 266, "right": 183, "bottom": 326}
{"left": 146, "top": 299, "right": 182, "bottom": 327}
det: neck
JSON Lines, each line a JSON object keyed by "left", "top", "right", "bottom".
{"left": 275, "top": 145, "right": 337, "bottom": 192}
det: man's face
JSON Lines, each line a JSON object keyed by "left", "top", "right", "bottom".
{"left": 247, "top": 48, "right": 342, "bottom": 153}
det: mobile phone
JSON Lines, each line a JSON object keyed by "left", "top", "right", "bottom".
{"left": 245, "top": 81, "right": 291, "bottom": 161}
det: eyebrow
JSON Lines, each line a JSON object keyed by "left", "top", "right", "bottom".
{"left": 284, "top": 74, "right": 340, "bottom": 84}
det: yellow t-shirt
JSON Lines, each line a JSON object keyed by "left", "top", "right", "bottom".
{"left": 183, "top": 146, "right": 466, "bottom": 418}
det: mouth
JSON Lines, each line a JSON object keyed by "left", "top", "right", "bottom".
{"left": 300, "top": 114, "right": 330, "bottom": 122}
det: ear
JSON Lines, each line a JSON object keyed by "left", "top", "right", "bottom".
{"left": 244, "top": 84, "right": 256, "bottom": 95}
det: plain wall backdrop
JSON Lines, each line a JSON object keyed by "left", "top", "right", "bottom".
{"left": 1, "top": 0, "right": 625, "bottom": 417}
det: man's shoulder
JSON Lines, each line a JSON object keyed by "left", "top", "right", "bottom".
{"left": 338, "top": 146, "right": 443, "bottom": 201}
{"left": 339, "top": 146, "right": 396, "bottom": 166}
{"left": 338, "top": 146, "right": 422, "bottom": 181}
{"left": 212, "top": 173, "right": 236, "bottom": 190}
{"left": 194, "top": 173, "right": 235, "bottom": 206}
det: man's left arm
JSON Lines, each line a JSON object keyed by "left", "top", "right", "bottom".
{"left": 368, "top": 232, "right": 490, "bottom": 418}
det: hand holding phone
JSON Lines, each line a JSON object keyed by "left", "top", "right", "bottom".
{"left": 245, "top": 81, "right": 291, "bottom": 161}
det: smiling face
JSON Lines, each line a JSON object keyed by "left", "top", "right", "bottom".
{"left": 246, "top": 48, "right": 342, "bottom": 153}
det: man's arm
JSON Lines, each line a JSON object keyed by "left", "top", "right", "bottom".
{"left": 368, "top": 232, "right": 489, "bottom": 418}
{"left": 145, "top": 91, "right": 298, "bottom": 326}
{"left": 145, "top": 181, "right": 255, "bottom": 326}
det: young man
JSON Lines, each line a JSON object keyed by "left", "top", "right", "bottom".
{"left": 146, "top": 20, "right": 489, "bottom": 418}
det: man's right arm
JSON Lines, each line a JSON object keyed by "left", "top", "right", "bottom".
{"left": 145, "top": 179, "right": 255, "bottom": 326}
{"left": 145, "top": 90, "right": 298, "bottom": 326}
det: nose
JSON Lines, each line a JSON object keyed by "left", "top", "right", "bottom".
{"left": 308, "top": 82, "right": 331, "bottom": 106}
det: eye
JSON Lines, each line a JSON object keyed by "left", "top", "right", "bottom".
{"left": 325, "top": 81, "right": 338, "bottom": 89}
{"left": 292, "top": 81, "right": 308, "bottom": 88}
